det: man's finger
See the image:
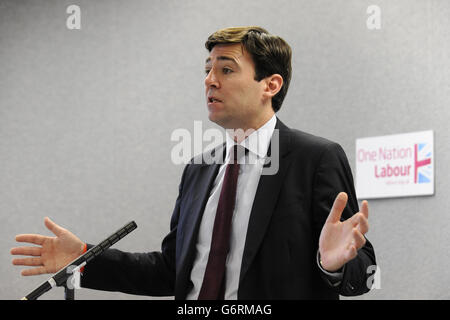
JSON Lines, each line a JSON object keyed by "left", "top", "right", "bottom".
{"left": 44, "top": 217, "right": 65, "bottom": 237}
{"left": 352, "top": 228, "right": 367, "bottom": 249}
{"left": 360, "top": 200, "right": 369, "bottom": 219}
{"left": 326, "top": 192, "right": 348, "bottom": 224}
{"left": 12, "top": 257, "right": 43, "bottom": 267}
{"left": 10, "top": 246, "right": 42, "bottom": 257}
{"left": 21, "top": 267, "right": 47, "bottom": 276}
{"left": 356, "top": 215, "right": 369, "bottom": 234}
{"left": 344, "top": 244, "right": 357, "bottom": 262}
{"left": 15, "top": 234, "right": 47, "bottom": 245}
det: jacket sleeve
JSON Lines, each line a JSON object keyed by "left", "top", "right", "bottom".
{"left": 80, "top": 165, "right": 190, "bottom": 297}
{"left": 312, "top": 142, "right": 377, "bottom": 296}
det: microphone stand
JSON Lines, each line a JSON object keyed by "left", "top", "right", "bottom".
{"left": 63, "top": 283, "right": 74, "bottom": 300}
{"left": 21, "top": 221, "right": 137, "bottom": 300}
{"left": 62, "top": 264, "right": 80, "bottom": 300}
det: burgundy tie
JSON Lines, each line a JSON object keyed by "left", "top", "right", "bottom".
{"left": 198, "top": 145, "right": 241, "bottom": 300}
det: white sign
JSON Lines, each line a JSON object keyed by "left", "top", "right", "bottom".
{"left": 355, "top": 130, "right": 434, "bottom": 199}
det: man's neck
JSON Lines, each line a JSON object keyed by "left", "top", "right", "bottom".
{"left": 229, "top": 112, "right": 275, "bottom": 143}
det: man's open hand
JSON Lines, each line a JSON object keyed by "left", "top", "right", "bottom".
{"left": 319, "top": 192, "right": 369, "bottom": 272}
{"left": 11, "top": 217, "right": 85, "bottom": 276}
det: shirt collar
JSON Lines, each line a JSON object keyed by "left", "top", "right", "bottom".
{"left": 225, "top": 114, "right": 277, "bottom": 160}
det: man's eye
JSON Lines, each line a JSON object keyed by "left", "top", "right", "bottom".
{"left": 205, "top": 69, "right": 211, "bottom": 75}
{"left": 223, "top": 68, "right": 233, "bottom": 74}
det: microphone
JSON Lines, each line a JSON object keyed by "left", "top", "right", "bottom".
{"left": 21, "top": 221, "right": 137, "bottom": 300}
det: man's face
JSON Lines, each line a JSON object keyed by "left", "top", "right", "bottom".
{"left": 204, "top": 43, "right": 269, "bottom": 131}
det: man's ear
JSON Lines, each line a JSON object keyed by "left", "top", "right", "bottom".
{"left": 262, "top": 74, "right": 283, "bottom": 99}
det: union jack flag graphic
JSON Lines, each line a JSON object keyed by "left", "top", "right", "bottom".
{"left": 414, "top": 143, "right": 432, "bottom": 184}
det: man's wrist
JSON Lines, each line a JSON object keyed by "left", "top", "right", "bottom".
{"left": 317, "top": 250, "right": 344, "bottom": 282}
{"left": 80, "top": 243, "right": 87, "bottom": 273}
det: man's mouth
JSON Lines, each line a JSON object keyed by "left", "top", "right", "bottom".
{"left": 208, "top": 97, "right": 223, "bottom": 103}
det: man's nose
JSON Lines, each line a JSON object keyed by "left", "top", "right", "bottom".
{"left": 205, "top": 69, "right": 219, "bottom": 89}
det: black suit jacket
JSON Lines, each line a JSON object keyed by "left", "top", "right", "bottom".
{"left": 81, "top": 119, "right": 376, "bottom": 299}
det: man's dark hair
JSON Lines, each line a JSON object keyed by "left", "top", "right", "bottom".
{"left": 205, "top": 26, "right": 292, "bottom": 112}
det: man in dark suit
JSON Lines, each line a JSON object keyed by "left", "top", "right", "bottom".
{"left": 11, "top": 26, "right": 376, "bottom": 299}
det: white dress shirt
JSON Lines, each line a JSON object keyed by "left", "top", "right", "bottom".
{"left": 186, "top": 114, "right": 277, "bottom": 300}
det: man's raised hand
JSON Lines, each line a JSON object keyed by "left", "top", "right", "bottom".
{"left": 318, "top": 192, "right": 369, "bottom": 272}
{"left": 11, "top": 217, "right": 85, "bottom": 276}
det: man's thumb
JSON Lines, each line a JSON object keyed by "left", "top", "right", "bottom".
{"left": 44, "top": 217, "right": 65, "bottom": 237}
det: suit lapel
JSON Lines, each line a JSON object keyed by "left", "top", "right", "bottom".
{"left": 239, "top": 119, "right": 293, "bottom": 285}
{"left": 176, "top": 144, "right": 224, "bottom": 297}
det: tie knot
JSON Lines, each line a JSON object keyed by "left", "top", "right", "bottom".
{"left": 230, "top": 145, "right": 247, "bottom": 163}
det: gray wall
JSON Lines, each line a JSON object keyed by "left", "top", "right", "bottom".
{"left": 1, "top": 0, "right": 449, "bottom": 300}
